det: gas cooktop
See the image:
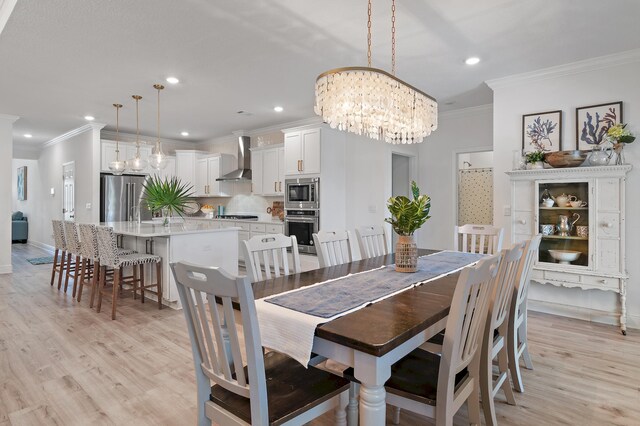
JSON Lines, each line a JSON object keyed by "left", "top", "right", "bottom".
{"left": 217, "top": 215, "right": 259, "bottom": 220}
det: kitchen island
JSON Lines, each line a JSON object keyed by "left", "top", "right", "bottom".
{"left": 101, "top": 221, "right": 239, "bottom": 308}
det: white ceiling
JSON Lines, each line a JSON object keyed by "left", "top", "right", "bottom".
{"left": 2, "top": 0, "right": 639, "bottom": 148}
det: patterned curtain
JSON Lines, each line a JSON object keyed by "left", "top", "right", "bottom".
{"left": 458, "top": 168, "right": 493, "bottom": 226}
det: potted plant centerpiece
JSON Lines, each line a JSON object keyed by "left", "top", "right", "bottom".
{"left": 142, "top": 175, "right": 194, "bottom": 226}
{"left": 607, "top": 123, "right": 635, "bottom": 165}
{"left": 385, "top": 181, "right": 431, "bottom": 272}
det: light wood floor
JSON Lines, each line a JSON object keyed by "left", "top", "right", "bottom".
{"left": 2, "top": 244, "right": 639, "bottom": 425}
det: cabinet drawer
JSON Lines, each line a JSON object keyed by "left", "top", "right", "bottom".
{"left": 597, "top": 213, "right": 620, "bottom": 238}
{"left": 236, "top": 222, "right": 251, "bottom": 231}
{"left": 581, "top": 275, "right": 619, "bottom": 289}
{"left": 513, "top": 214, "right": 533, "bottom": 236}
{"left": 266, "top": 224, "right": 284, "bottom": 234}
{"left": 250, "top": 223, "right": 266, "bottom": 233}
{"left": 220, "top": 221, "right": 237, "bottom": 229}
{"left": 544, "top": 270, "right": 580, "bottom": 284}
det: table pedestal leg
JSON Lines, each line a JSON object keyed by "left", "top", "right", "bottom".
{"left": 359, "top": 384, "right": 386, "bottom": 425}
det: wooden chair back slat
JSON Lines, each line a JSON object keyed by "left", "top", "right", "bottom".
{"left": 455, "top": 224, "right": 504, "bottom": 255}
{"left": 515, "top": 235, "right": 542, "bottom": 308}
{"left": 242, "top": 234, "right": 301, "bottom": 283}
{"left": 491, "top": 242, "right": 525, "bottom": 330}
{"left": 313, "top": 230, "right": 360, "bottom": 268}
{"left": 193, "top": 289, "right": 222, "bottom": 378}
{"left": 356, "top": 225, "right": 389, "bottom": 259}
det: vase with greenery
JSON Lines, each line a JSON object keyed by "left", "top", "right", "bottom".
{"left": 142, "top": 176, "right": 194, "bottom": 226}
{"left": 607, "top": 123, "right": 635, "bottom": 165}
{"left": 385, "top": 181, "right": 431, "bottom": 272}
{"left": 525, "top": 150, "right": 545, "bottom": 169}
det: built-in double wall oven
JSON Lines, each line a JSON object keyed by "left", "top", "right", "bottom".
{"left": 284, "top": 177, "right": 319, "bottom": 254}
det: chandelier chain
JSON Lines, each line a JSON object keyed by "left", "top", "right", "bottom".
{"left": 391, "top": 0, "right": 396, "bottom": 75}
{"left": 367, "top": 0, "right": 372, "bottom": 67}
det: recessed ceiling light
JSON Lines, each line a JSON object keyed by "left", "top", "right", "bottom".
{"left": 181, "top": 131, "right": 189, "bottom": 137}
{"left": 465, "top": 57, "right": 480, "bottom": 65}
{"left": 166, "top": 77, "right": 180, "bottom": 84}
{"left": 274, "top": 106, "right": 284, "bottom": 112}
{"left": 24, "top": 134, "right": 32, "bottom": 138}
{"left": 84, "top": 115, "right": 95, "bottom": 121}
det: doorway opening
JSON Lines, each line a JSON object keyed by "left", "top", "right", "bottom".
{"left": 63, "top": 162, "right": 75, "bottom": 221}
{"left": 391, "top": 152, "right": 417, "bottom": 249}
{"left": 455, "top": 150, "right": 494, "bottom": 227}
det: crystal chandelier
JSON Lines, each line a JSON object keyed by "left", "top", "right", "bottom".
{"left": 314, "top": 0, "right": 437, "bottom": 144}
{"left": 127, "top": 94, "right": 148, "bottom": 172}
{"left": 108, "top": 103, "right": 127, "bottom": 175}
{"left": 148, "top": 84, "right": 168, "bottom": 170}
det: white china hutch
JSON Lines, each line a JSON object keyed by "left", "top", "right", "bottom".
{"left": 506, "top": 165, "right": 631, "bottom": 334}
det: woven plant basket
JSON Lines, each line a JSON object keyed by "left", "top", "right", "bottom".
{"left": 395, "top": 235, "right": 418, "bottom": 273}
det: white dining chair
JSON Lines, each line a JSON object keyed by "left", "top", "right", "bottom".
{"left": 170, "top": 261, "right": 350, "bottom": 426}
{"left": 385, "top": 254, "right": 501, "bottom": 426}
{"left": 480, "top": 242, "right": 525, "bottom": 426}
{"left": 242, "top": 234, "right": 301, "bottom": 283}
{"left": 313, "top": 230, "right": 361, "bottom": 268}
{"left": 355, "top": 225, "right": 389, "bottom": 259}
{"left": 508, "top": 234, "right": 542, "bottom": 393}
{"left": 455, "top": 224, "right": 504, "bottom": 255}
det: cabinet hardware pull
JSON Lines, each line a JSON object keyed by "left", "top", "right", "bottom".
{"left": 279, "top": 181, "right": 282, "bottom": 192}
{"left": 300, "top": 159, "right": 303, "bottom": 171}
{"left": 604, "top": 222, "right": 613, "bottom": 228}
{"left": 599, "top": 279, "right": 606, "bottom": 284}
{"left": 518, "top": 219, "right": 526, "bottom": 225}
{"left": 297, "top": 160, "right": 301, "bottom": 171}
{"left": 274, "top": 181, "right": 277, "bottom": 192}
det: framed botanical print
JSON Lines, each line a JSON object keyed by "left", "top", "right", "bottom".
{"left": 576, "top": 101, "right": 623, "bottom": 150}
{"left": 17, "top": 166, "right": 27, "bottom": 201}
{"left": 522, "top": 110, "right": 562, "bottom": 153}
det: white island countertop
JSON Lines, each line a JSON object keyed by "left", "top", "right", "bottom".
{"left": 101, "top": 221, "right": 240, "bottom": 237}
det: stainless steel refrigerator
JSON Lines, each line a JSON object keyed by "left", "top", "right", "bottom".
{"left": 100, "top": 173, "right": 152, "bottom": 222}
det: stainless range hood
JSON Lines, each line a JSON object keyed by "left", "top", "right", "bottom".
{"left": 217, "top": 135, "right": 252, "bottom": 181}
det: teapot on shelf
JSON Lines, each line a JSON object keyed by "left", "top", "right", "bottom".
{"left": 554, "top": 193, "right": 572, "bottom": 208}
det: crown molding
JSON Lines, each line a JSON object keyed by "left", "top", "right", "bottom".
{"left": 0, "top": 113, "right": 19, "bottom": 123}
{"left": 486, "top": 49, "right": 640, "bottom": 90}
{"left": 439, "top": 104, "right": 492, "bottom": 120}
{"left": 101, "top": 129, "right": 195, "bottom": 149}
{"left": 42, "top": 122, "right": 106, "bottom": 149}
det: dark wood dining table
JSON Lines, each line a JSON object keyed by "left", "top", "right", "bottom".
{"left": 252, "top": 249, "right": 462, "bottom": 425}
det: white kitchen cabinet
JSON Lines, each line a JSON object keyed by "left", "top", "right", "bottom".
{"left": 195, "top": 154, "right": 235, "bottom": 197}
{"left": 507, "top": 165, "right": 631, "bottom": 334}
{"left": 284, "top": 128, "right": 320, "bottom": 175}
{"left": 251, "top": 144, "right": 285, "bottom": 195}
{"left": 101, "top": 141, "right": 153, "bottom": 174}
{"left": 175, "top": 150, "right": 207, "bottom": 192}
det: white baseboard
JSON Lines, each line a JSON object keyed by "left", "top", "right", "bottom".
{"left": 0, "top": 264, "right": 12, "bottom": 274}
{"left": 529, "top": 299, "right": 640, "bottom": 330}
{"left": 28, "top": 240, "right": 55, "bottom": 253}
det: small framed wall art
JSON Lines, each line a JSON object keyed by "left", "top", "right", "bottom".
{"left": 17, "top": 166, "right": 27, "bottom": 201}
{"left": 576, "top": 101, "right": 623, "bottom": 149}
{"left": 522, "top": 110, "right": 562, "bottom": 153}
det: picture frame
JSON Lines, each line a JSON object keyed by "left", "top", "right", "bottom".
{"left": 17, "top": 166, "right": 27, "bottom": 201}
{"left": 576, "top": 101, "right": 623, "bottom": 150}
{"left": 522, "top": 110, "right": 562, "bottom": 153}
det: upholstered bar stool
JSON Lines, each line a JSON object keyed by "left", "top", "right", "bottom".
{"left": 63, "top": 221, "right": 84, "bottom": 296}
{"left": 50, "top": 220, "right": 67, "bottom": 288}
{"left": 76, "top": 224, "right": 136, "bottom": 307}
{"left": 95, "top": 226, "right": 162, "bottom": 320}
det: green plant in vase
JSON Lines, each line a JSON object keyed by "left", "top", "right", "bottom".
{"left": 142, "top": 175, "right": 194, "bottom": 226}
{"left": 607, "top": 123, "right": 635, "bottom": 165}
{"left": 525, "top": 150, "right": 545, "bottom": 169}
{"left": 385, "top": 181, "right": 431, "bottom": 272}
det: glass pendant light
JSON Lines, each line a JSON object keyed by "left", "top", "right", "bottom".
{"left": 148, "top": 84, "right": 168, "bottom": 170}
{"left": 108, "top": 103, "right": 127, "bottom": 175}
{"left": 127, "top": 94, "right": 148, "bottom": 172}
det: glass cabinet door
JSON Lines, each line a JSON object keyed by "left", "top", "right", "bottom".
{"left": 536, "top": 180, "right": 592, "bottom": 268}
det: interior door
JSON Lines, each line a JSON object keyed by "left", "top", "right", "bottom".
{"left": 62, "top": 162, "right": 75, "bottom": 221}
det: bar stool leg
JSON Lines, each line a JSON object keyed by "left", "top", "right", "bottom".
{"left": 76, "top": 258, "right": 87, "bottom": 301}
{"left": 140, "top": 265, "right": 145, "bottom": 303}
{"left": 64, "top": 252, "right": 72, "bottom": 292}
{"left": 50, "top": 248, "right": 59, "bottom": 286}
{"left": 72, "top": 255, "right": 81, "bottom": 298}
{"left": 57, "top": 250, "right": 67, "bottom": 290}
{"left": 96, "top": 265, "right": 106, "bottom": 313}
{"left": 133, "top": 264, "right": 139, "bottom": 300}
{"left": 89, "top": 260, "right": 100, "bottom": 308}
{"left": 156, "top": 261, "right": 162, "bottom": 309}
{"left": 111, "top": 267, "right": 120, "bottom": 320}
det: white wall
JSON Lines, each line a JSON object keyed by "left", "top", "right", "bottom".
{"left": 417, "top": 105, "right": 493, "bottom": 250}
{"left": 458, "top": 151, "right": 493, "bottom": 169}
{"left": 0, "top": 114, "right": 18, "bottom": 273}
{"left": 33, "top": 125, "right": 102, "bottom": 248}
{"left": 11, "top": 159, "right": 40, "bottom": 243}
{"left": 489, "top": 55, "right": 640, "bottom": 328}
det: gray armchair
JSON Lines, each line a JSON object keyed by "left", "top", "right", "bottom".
{"left": 12, "top": 211, "right": 28, "bottom": 243}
